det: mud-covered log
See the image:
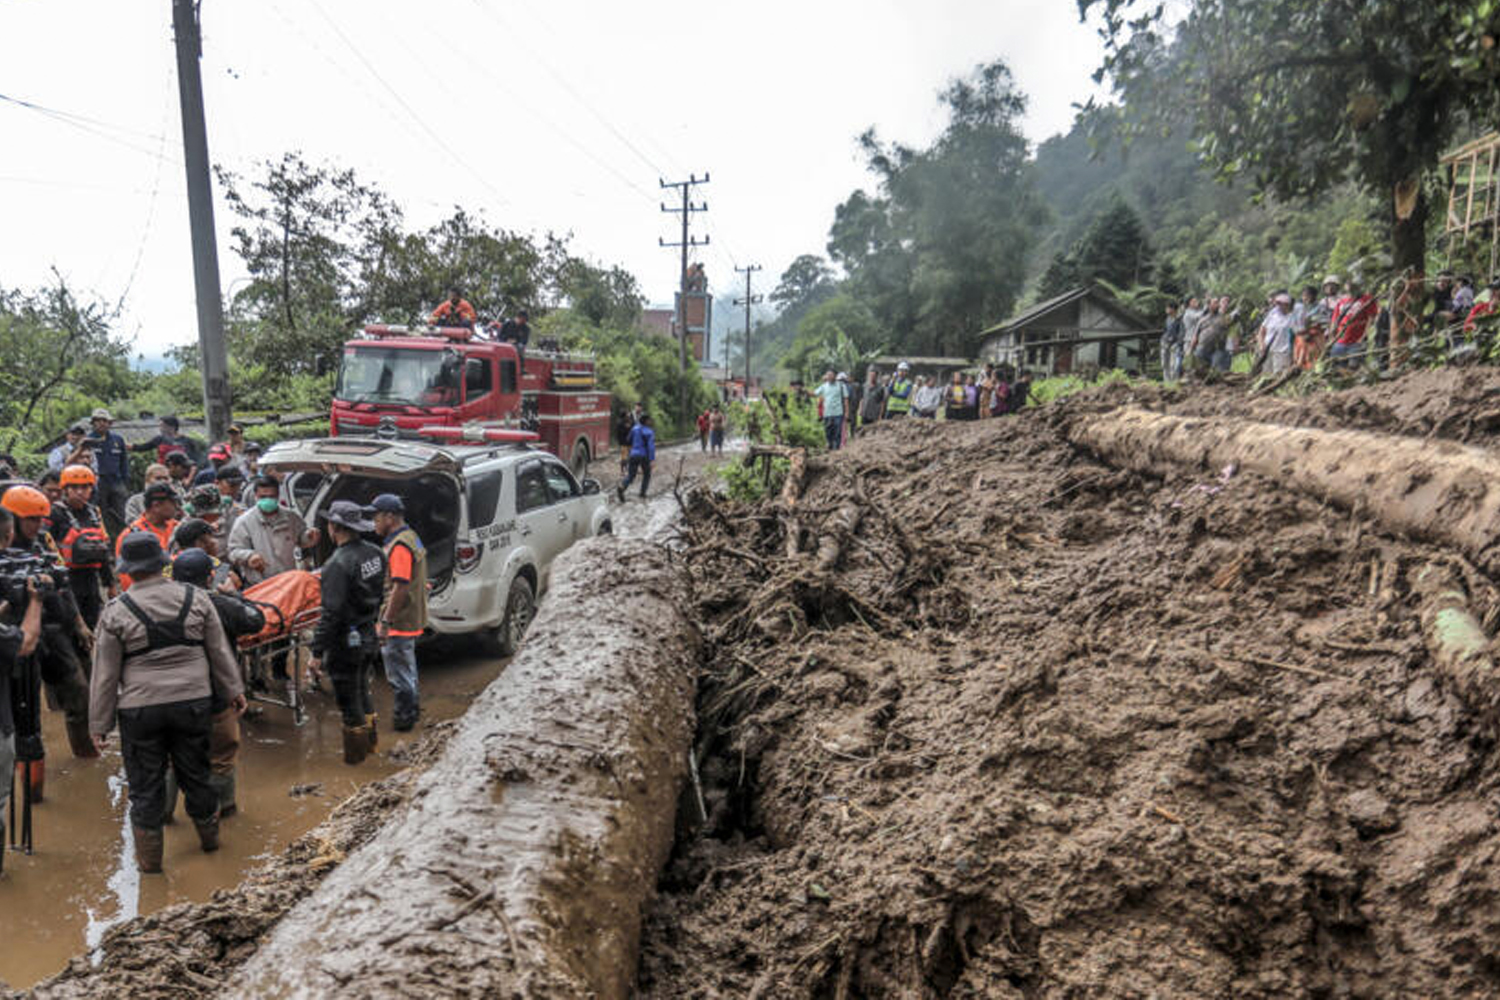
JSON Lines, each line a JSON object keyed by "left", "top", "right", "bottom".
{"left": 1414, "top": 564, "right": 1500, "bottom": 734}
{"left": 815, "top": 503, "right": 863, "bottom": 570}
{"left": 227, "top": 538, "right": 697, "bottom": 998}
{"left": 1070, "top": 408, "right": 1500, "bottom": 569}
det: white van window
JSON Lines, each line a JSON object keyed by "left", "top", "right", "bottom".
{"left": 515, "top": 463, "right": 550, "bottom": 514}
{"left": 466, "top": 470, "right": 503, "bottom": 525}
{"left": 543, "top": 462, "right": 580, "bottom": 503}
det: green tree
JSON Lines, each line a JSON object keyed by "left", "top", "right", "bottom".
{"left": 781, "top": 293, "right": 883, "bottom": 382}
{"left": 1079, "top": 0, "right": 1500, "bottom": 273}
{"left": 828, "top": 59, "right": 1049, "bottom": 356}
{"left": 554, "top": 258, "right": 644, "bottom": 329}
{"left": 1038, "top": 194, "right": 1155, "bottom": 297}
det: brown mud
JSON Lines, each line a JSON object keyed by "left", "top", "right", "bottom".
{"left": 13, "top": 650, "right": 504, "bottom": 998}
{"left": 637, "top": 370, "right": 1500, "bottom": 997}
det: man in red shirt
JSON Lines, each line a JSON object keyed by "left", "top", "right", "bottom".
{"left": 1327, "top": 279, "right": 1378, "bottom": 366}
{"left": 429, "top": 287, "right": 477, "bottom": 327}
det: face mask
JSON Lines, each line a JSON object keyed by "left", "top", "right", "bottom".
{"left": 257, "top": 497, "right": 279, "bottom": 515}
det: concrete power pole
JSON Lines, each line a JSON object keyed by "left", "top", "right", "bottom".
{"left": 733, "top": 264, "right": 762, "bottom": 394}
{"left": 659, "top": 174, "right": 709, "bottom": 422}
{"left": 172, "top": 0, "right": 232, "bottom": 441}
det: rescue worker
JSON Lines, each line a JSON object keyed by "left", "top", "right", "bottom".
{"left": 90, "top": 532, "right": 245, "bottom": 873}
{"left": 0, "top": 507, "right": 45, "bottom": 857}
{"left": 372, "top": 494, "right": 427, "bottom": 732}
{"left": 125, "top": 464, "right": 173, "bottom": 525}
{"left": 430, "top": 287, "right": 477, "bottom": 327}
{"left": 227, "top": 475, "right": 318, "bottom": 587}
{"left": 49, "top": 465, "right": 115, "bottom": 629}
{"left": 307, "top": 502, "right": 386, "bottom": 764}
{"left": 164, "top": 548, "right": 262, "bottom": 819}
{"left": 4, "top": 484, "right": 97, "bottom": 760}
{"left": 117, "top": 483, "right": 180, "bottom": 590}
{"left": 884, "top": 363, "right": 914, "bottom": 419}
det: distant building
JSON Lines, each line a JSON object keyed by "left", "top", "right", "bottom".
{"left": 638, "top": 308, "right": 675, "bottom": 339}
{"left": 978, "top": 285, "right": 1154, "bottom": 376}
{"left": 638, "top": 297, "right": 710, "bottom": 363}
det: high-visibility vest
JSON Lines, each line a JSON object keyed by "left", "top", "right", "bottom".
{"left": 886, "top": 379, "right": 913, "bottom": 412}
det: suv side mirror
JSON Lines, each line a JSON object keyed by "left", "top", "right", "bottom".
{"left": 581, "top": 477, "right": 601, "bottom": 495}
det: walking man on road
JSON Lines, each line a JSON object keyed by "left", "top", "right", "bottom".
{"left": 372, "top": 494, "right": 427, "bottom": 733}
{"left": 616, "top": 414, "right": 656, "bottom": 501}
{"left": 307, "top": 502, "right": 386, "bottom": 765}
{"left": 90, "top": 532, "right": 246, "bottom": 873}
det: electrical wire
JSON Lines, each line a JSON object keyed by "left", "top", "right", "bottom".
{"left": 0, "top": 90, "right": 180, "bottom": 164}
{"left": 110, "top": 58, "right": 173, "bottom": 317}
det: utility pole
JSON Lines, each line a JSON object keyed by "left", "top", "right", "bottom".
{"left": 659, "top": 174, "right": 709, "bottom": 422}
{"left": 172, "top": 0, "right": 232, "bottom": 442}
{"left": 733, "top": 264, "right": 762, "bottom": 394}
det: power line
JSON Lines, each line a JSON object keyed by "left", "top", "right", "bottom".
{"left": 0, "top": 90, "right": 180, "bottom": 164}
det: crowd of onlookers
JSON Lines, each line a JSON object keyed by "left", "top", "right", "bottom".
{"left": 1159, "top": 271, "right": 1500, "bottom": 379}
{"left": 797, "top": 361, "right": 1034, "bottom": 450}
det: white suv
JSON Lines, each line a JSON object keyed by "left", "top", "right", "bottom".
{"left": 258, "top": 437, "right": 611, "bottom": 652}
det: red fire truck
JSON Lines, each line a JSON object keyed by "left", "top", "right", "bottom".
{"left": 329, "top": 325, "right": 612, "bottom": 476}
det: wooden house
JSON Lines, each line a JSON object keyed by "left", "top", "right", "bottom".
{"left": 978, "top": 286, "right": 1154, "bottom": 376}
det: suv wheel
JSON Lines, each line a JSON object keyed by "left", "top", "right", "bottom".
{"left": 496, "top": 575, "right": 535, "bottom": 656}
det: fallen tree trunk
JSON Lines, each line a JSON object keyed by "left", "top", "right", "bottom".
{"left": 1414, "top": 564, "right": 1500, "bottom": 735}
{"left": 815, "top": 503, "right": 863, "bottom": 570}
{"left": 1069, "top": 408, "right": 1500, "bottom": 571}
{"left": 227, "top": 538, "right": 697, "bottom": 998}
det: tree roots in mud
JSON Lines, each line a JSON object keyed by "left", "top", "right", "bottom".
{"left": 641, "top": 377, "right": 1500, "bottom": 998}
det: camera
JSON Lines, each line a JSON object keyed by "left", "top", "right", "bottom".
{"left": 0, "top": 552, "right": 64, "bottom": 621}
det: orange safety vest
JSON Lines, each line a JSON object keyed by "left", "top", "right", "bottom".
{"left": 117, "top": 515, "right": 178, "bottom": 591}
{"left": 56, "top": 505, "right": 110, "bottom": 569}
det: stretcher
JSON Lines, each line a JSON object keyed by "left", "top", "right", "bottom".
{"left": 237, "top": 571, "right": 322, "bottom": 725}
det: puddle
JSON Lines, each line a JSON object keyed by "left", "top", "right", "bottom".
{"left": 1, "top": 647, "right": 507, "bottom": 988}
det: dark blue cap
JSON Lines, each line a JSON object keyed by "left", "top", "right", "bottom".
{"left": 370, "top": 493, "right": 405, "bottom": 514}
{"left": 171, "top": 547, "right": 214, "bottom": 587}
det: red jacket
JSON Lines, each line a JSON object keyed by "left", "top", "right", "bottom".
{"left": 1330, "top": 294, "right": 1377, "bottom": 346}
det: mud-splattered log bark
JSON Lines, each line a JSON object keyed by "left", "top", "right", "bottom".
{"left": 1413, "top": 564, "right": 1500, "bottom": 735}
{"left": 1070, "top": 408, "right": 1500, "bottom": 571}
{"left": 227, "top": 538, "right": 697, "bottom": 998}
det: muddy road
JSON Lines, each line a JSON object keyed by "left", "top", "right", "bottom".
{"left": 1, "top": 650, "right": 506, "bottom": 988}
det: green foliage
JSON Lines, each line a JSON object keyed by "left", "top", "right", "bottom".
{"left": 537, "top": 310, "right": 715, "bottom": 438}
{"left": 1038, "top": 194, "right": 1154, "bottom": 297}
{"left": 1080, "top": 0, "right": 1500, "bottom": 270}
{"left": 1326, "top": 217, "right": 1386, "bottom": 280}
{"left": 1028, "top": 368, "right": 1140, "bottom": 405}
{"left": 554, "top": 258, "right": 644, "bottom": 329}
{"left": 827, "top": 60, "right": 1050, "bottom": 356}
{"left": 0, "top": 276, "right": 136, "bottom": 451}
{"left": 780, "top": 295, "right": 884, "bottom": 383}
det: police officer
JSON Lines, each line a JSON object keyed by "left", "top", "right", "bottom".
{"left": 89, "top": 532, "right": 246, "bottom": 873}
{"left": 165, "top": 548, "right": 263, "bottom": 820}
{"left": 307, "top": 501, "right": 385, "bottom": 765}
{"left": 0, "top": 508, "right": 45, "bottom": 860}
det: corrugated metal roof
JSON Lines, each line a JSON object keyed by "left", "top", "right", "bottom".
{"left": 979, "top": 284, "right": 1152, "bottom": 338}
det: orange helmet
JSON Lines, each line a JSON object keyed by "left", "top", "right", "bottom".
{"left": 2, "top": 485, "right": 52, "bottom": 518}
{"left": 60, "top": 465, "right": 97, "bottom": 488}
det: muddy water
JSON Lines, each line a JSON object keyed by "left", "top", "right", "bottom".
{"left": 1, "top": 648, "right": 507, "bottom": 988}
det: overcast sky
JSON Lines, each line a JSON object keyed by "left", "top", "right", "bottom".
{"left": 0, "top": 0, "right": 1105, "bottom": 357}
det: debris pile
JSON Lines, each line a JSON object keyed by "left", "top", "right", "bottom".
{"left": 639, "top": 373, "right": 1500, "bottom": 997}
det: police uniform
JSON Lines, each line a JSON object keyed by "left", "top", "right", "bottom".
{"left": 312, "top": 502, "right": 386, "bottom": 763}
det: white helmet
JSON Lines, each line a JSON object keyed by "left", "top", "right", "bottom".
{"left": 897, "top": 362, "right": 910, "bottom": 372}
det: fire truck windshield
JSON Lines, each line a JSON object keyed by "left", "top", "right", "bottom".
{"left": 336, "top": 345, "right": 461, "bottom": 406}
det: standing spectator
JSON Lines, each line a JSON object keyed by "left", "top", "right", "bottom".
{"left": 126, "top": 464, "right": 173, "bottom": 525}
{"left": 988, "top": 374, "right": 1011, "bottom": 417}
{"left": 307, "top": 502, "right": 386, "bottom": 765}
{"left": 1329, "top": 278, "right": 1379, "bottom": 365}
{"left": 696, "top": 409, "right": 710, "bottom": 452}
{"left": 47, "top": 423, "right": 91, "bottom": 473}
{"left": 616, "top": 414, "right": 656, "bottom": 501}
{"left": 372, "top": 494, "right": 427, "bottom": 733}
{"left": 1294, "top": 285, "right": 1323, "bottom": 369}
{"left": 1259, "top": 292, "right": 1298, "bottom": 373}
{"left": 1160, "top": 302, "right": 1185, "bottom": 381}
{"left": 883, "top": 363, "right": 914, "bottom": 418}
{"left": 239, "top": 443, "right": 263, "bottom": 503}
{"left": 1195, "top": 298, "right": 1236, "bottom": 372}
{"left": 133, "top": 416, "right": 198, "bottom": 466}
{"left": 90, "top": 531, "right": 246, "bottom": 872}
{"left": 38, "top": 471, "right": 62, "bottom": 506}
{"left": 1453, "top": 276, "right": 1477, "bottom": 326}
{"left": 912, "top": 376, "right": 942, "bottom": 418}
{"left": 858, "top": 370, "right": 885, "bottom": 433}
{"left": 842, "top": 372, "right": 862, "bottom": 436}
{"left": 223, "top": 424, "right": 249, "bottom": 469}
{"left": 164, "top": 450, "right": 196, "bottom": 496}
{"left": 227, "top": 474, "right": 318, "bottom": 587}
{"left": 1181, "top": 297, "right": 1205, "bottom": 362}
{"left": 944, "top": 372, "right": 968, "bottom": 421}
{"left": 708, "top": 405, "right": 726, "bottom": 454}
{"left": 85, "top": 408, "right": 130, "bottom": 533}
{"left": 1010, "top": 371, "right": 1033, "bottom": 412}
{"left": 1464, "top": 278, "right": 1500, "bottom": 334}
{"left": 1431, "top": 271, "right": 1458, "bottom": 335}
{"left": 813, "top": 371, "right": 846, "bottom": 450}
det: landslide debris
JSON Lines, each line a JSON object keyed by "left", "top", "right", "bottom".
{"left": 23, "top": 722, "right": 456, "bottom": 1000}
{"left": 639, "top": 372, "right": 1500, "bottom": 998}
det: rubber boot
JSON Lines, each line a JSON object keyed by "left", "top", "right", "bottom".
{"left": 65, "top": 719, "right": 99, "bottom": 759}
{"left": 212, "top": 771, "right": 237, "bottom": 819}
{"left": 134, "top": 826, "right": 164, "bottom": 873}
{"left": 162, "top": 768, "right": 178, "bottom": 824}
{"left": 16, "top": 760, "right": 44, "bottom": 805}
{"left": 342, "top": 724, "right": 368, "bottom": 766}
{"left": 193, "top": 814, "right": 220, "bottom": 853}
{"left": 365, "top": 714, "right": 379, "bottom": 752}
